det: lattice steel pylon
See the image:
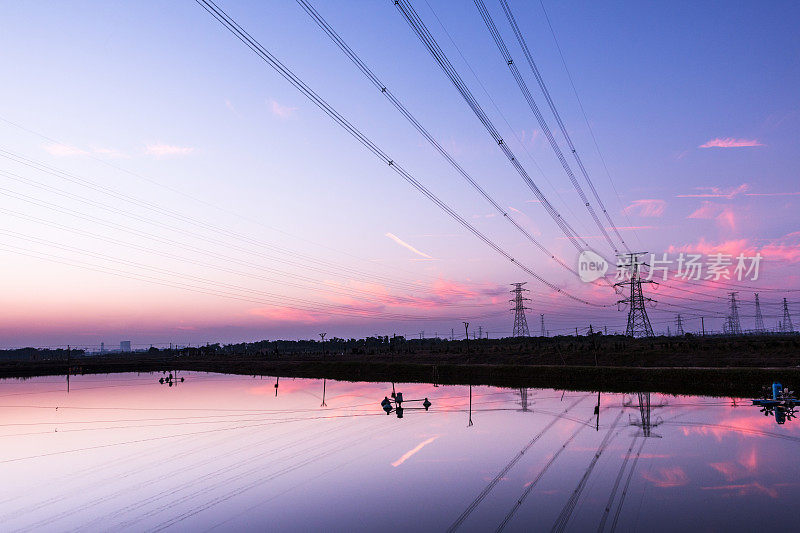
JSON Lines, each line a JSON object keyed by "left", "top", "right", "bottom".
{"left": 782, "top": 298, "right": 794, "bottom": 333}
{"left": 510, "top": 282, "right": 531, "bottom": 337}
{"left": 614, "top": 253, "right": 655, "bottom": 337}
{"left": 754, "top": 293, "right": 765, "bottom": 333}
{"left": 675, "top": 314, "right": 685, "bottom": 336}
{"left": 725, "top": 292, "right": 743, "bottom": 335}
{"left": 540, "top": 314, "right": 546, "bottom": 337}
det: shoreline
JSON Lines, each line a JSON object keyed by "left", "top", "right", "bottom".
{"left": 2, "top": 356, "right": 798, "bottom": 397}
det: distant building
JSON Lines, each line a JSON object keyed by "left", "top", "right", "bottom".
{"left": 120, "top": 341, "right": 132, "bottom": 353}
{"left": 100, "top": 342, "right": 105, "bottom": 353}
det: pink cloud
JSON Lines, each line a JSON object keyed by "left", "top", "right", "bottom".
{"left": 250, "top": 307, "right": 322, "bottom": 323}
{"left": 760, "top": 232, "right": 800, "bottom": 263}
{"left": 268, "top": 98, "right": 297, "bottom": 118}
{"left": 642, "top": 466, "right": 689, "bottom": 488}
{"left": 668, "top": 232, "right": 800, "bottom": 265}
{"left": 700, "top": 483, "right": 778, "bottom": 499}
{"left": 677, "top": 184, "right": 749, "bottom": 199}
{"left": 145, "top": 143, "right": 194, "bottom": 156}
{"left": 623, "top": 199, "right": 666, "bottom": 218}
{"left": 699, "top": 137, "right": 763, "bottom": 148}
{"left": 667, "top": 238, "right": 751, "bottom": 257}
{"left": 745, "top": 191, "right": 800, "bottom": 197}
{"left": 686, "top": 202, "right": 738, "bottom": 230}
{"left": 319, "top": 278, "right": 504, "bottom": 312}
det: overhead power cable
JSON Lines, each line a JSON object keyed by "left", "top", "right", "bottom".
{"left": 474, "top": 0, "right": 619, "bottom": 254}
{"left": 392, "top": 0, "right": 604, "bottom": 258}
{"left": 497, "top": 0, "right": 632, "bottom": 253}
{"left": 609, "top": 438, "right": 646, "bottom": 532}
{"left": 551, "top": 409, "right": 624, "bottom": 532}
{"left": 194, "top": 0, "right": 608, "bottom": 307}
{"left": 0, "top": 148, "right": 468, "bottom": 298}
{"left": 296, "top": 0, "right": 580, "bottom": 280}
{"left": 0, "top": 237, "right": 507, "bottom": 322}
{"left": 0, "top": 203, "right": 496, "bottom": 311}
{"left": 0, "top": 116, "right": 462, "bottom": 293}
{"left": 421, "top": 0, "right": 595, "bottom": 240}
{"left": 496, "top": 413, "right": 594, "bottom": 531}
{"left": 447, "top": 395, "right": 587, "bottom": 531}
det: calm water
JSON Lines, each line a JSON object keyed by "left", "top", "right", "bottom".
{"left": 0, "top": 373, "right": 798, "bottom": 532}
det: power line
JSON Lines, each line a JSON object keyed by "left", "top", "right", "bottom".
{"left": 420, "top": 0, "right": 595, "bottom": 240}
{"left": 532, "top": 0, "right": 641, "bottom": 249}
{"left": 0, "top": 150, "right": 472, "bottom": 298}
{"left": 194, "top": 0, "right": 607, "bottom": 307}
{"left": 0, "top": 117, "right": 467, "bottom": 294}
{"left": 296, "top": 0, "right": 581, "bottom": 280}
{"left": 446, "top": 395, "right": 586, "bottom": 532}
{"left": 475, "top": 0, "right": 621, "bottom": 254}
{"left": 392, "top": 0, "right": 607, "bottom": 259}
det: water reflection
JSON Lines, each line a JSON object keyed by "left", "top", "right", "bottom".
{"left": 381, "top": 388, "right": 432, "bottom": 418}
{"left": 158, "top": 371, "right": 185, "bottom": 387}
{"left": 0, "top": 374, "right": 798, "bottom": 531}
{"left": 752, "top": 382, "right": 799, "bottom": 425}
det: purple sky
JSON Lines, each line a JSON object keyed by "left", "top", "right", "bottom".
{"left": 0, "top": 1, "right": 798, "bottom": 348}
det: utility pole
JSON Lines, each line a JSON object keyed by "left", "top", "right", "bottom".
{"left": 782, "top": 298, "right": 794, "bottom": 333}
{"left": 66, "top": 345, "right": 71, "bottom": 393}
{"left": 754, "top": 293, "right": 765, "bottom": 333}
{"left": 614, "top": 252, "right": 655, "bottom": 337}
{"left": 451, "top": 328, "right": 454, "bottom": 341}
{"left": 725, "top": 292, "right": 743, "bottom": 335}
{"left": 510, "top": 282, "right": 531, "bottom": 337}
{"left": 478, "top": 325, "right": 482, "bottom": 339}
{"left": 676, "top": 314, "right": 685, "bottom": 336}
{"left": 319, "top": 333, "right": 326, "bottom": 359}
{"left": 463, "top": 322, "right": 470, "bottom": 354}
{"left": 701, "top": 316, "right": 705, "bottom": 336}
{"left": 540, "top": 314, "right": 545, "bottom": 337}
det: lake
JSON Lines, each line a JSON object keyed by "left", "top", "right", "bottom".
{"left": 1, "top": 372, "right": 798, "bottom": 531}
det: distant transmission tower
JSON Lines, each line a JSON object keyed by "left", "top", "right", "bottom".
{"left": 724, "top": 292, "right": 742, "bottom": 335}
{"left": 510, "top": 282, "right": 531, "bottom": 337}
{"left": 753, "top": 293, "right": 765, "bottom": 333}
{"left": 782, "top": 298, "right": 794, "bottom": 333}
{"left": 675, "top": 314, "right": 685, "bottom": 336}
{"left": 614, "top": 253, "right": 655, "bottom": 337}
{"left": 540, "top": 313, "right": 545, "bottom": 337}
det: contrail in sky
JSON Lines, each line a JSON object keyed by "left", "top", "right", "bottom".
{"left": 385, "top": 232, "right": 433, "bottom": 259}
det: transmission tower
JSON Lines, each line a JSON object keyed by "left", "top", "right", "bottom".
{"left": 754, "top": 293, "right": 765, "bottom": 333}
{"left": 540, "top": 314, "right": 545, "bottom": 337}
{"left": 675, "top": 314, "right": 684, "bottom": 336}
{"left": 614, "top": 253, "right": 655, "bottom": 337}
{"left": 782, "top": 298, "right": 794, "bottom": 333}
{"left": 510, "top": 282, "right": 531, "bottom": 337}
{"left": 724, "top": 292, "right": 742, "bottom": 335}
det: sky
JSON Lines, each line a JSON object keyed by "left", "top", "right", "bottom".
{"left": 0, "top": 1, "right": 798, "bottom": 348}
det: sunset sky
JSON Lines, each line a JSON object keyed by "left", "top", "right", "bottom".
{"left": 1, "top": 1, "right": 798, "bottom": 348}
